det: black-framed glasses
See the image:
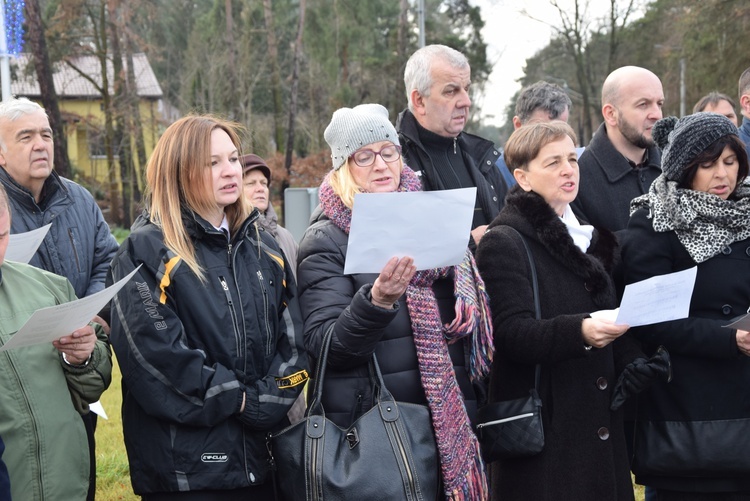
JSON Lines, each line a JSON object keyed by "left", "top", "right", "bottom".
{"left": 351, "top": 145, "right": 402, "bottom": 167}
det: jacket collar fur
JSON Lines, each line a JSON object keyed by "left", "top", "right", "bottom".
{"left": 489, "top": 187, "right": 618, "bottom": 308}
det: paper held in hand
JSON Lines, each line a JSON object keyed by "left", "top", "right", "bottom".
{"left": 343, "top": 188, "right": 476, "bottom": 274}
{"left": 5, "top": 224, "right": 51, "bottom": 264}
{"left": 591, "top": 267, "right": 697, "bottom": 327}
{"left": 0, "top": 265, "right": 141, "bottom": 352}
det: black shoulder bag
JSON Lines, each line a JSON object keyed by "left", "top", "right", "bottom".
{"left": 267, "top": 327, "right": 439, "bottom": 501}
{"left": 475, "top": 226, "right": 545, "bottom": 462}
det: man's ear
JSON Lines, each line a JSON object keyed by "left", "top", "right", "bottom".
{"left": 410, "top": 89, "right": 426, "bottom": 116}
{"left": 513, "top": 167, "right": 532, "bottom": 192}
{"left": 740, "top": 94, "right": 750, "bottom": 116}
{"left": 512, "top": 116, "right": 523, "bottom": 130}
{"left": 602, "top": 103, "right": 618, "bottom": 127}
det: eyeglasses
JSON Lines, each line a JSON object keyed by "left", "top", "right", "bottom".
{"left": 351, "top": 145, "right": 402, "bottom": 167}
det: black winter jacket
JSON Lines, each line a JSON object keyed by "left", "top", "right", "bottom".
{"left": 396, "top": 109, "right": 506, "bottom": 235}
{"left": 572, "top": 123, "right": 662, "bottom": 232}
{"left": 109, "top": 209, "right": 306, "bottom": 495}
{"left": 476, "top": 188, "right": 641, "bottom": 501}
{"left": 622, "top": 207, "right": 750, "bottom": 493}
{"left": 297, "top": 208, "right": 479, "bottom": 428}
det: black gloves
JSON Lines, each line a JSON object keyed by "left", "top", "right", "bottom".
{"left": 610, "top": 346, "right": 672, "bottom": 411}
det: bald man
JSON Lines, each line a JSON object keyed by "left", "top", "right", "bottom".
{"left": 571, "top": 66, "right": 664, "bottom": 231}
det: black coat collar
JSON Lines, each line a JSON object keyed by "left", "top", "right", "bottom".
{"left": 489, "top": 188, "right": 618, "bottom": 307}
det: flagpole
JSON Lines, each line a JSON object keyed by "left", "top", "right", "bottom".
{"left": 0, "top": 0, "right": 12, "bottom": 102}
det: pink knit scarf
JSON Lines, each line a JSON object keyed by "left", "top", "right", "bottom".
{"left": 319, "top": 165, "right": 492, "bottom": 500}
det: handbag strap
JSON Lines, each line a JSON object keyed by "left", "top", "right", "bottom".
{"left": 506, "top": 226, "right": 542, "bottom": 391}
{"left": 308, "top": 325, "right": 396, "bottom": 417}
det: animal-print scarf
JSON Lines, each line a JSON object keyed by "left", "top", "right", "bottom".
{"left": 630, "top": 174, "right": 750, "bottom": 263}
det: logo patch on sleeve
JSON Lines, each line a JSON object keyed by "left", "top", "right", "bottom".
{"left": 276, "top": 369, "right": 309, "bottom": 389}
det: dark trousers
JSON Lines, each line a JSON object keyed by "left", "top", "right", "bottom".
{"left": 656, "top": 490, "right": 750, "bottom": 501}
{"left": 141, "top": 482, "right": 275, "bottom": 501}
{"left": 83, "top": 412, "right": 97, "bottom": 501}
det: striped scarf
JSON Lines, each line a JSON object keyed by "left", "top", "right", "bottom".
{"left": 319, "top": 165, "right": 492, "bottom": 500}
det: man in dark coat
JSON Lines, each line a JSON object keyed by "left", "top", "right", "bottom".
{"left": 0, "top": 97, "right": 118, "bottom": 501}
{"left": 738, "top": 66, "right": 750, "bottom": 156}
{"left": 396, "top": 44, "right": 506, "bottom": 248}
{"left": 572, "top": 66, "right": 664, "bottom": 232}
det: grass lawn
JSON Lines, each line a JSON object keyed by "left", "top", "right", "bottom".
{"left": 95, "top": 355, "right": 139, "bottom": 500}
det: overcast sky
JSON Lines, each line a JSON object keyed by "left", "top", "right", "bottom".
{"left": 471, "top": 0, "right": 621, "bottom": 127}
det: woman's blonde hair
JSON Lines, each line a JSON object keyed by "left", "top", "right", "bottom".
{"left": 146, "top": 115, "right": 250, "bottom": 280}
{"left": 328, "top": 156, "right": 404, "bottom": 209}
{"left": 504, "top": 121, "right": 577, "bottom": 172}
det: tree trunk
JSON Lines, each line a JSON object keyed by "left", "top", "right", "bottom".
{"left": 108, "top": 0, "right": 132, "bottom": 227}
{"left": 24, "top": 0, "right": 71, "bottom": 178}
{"left": 283, "top": 0, "right": 307, "bottom": 214}
{"left": 125, "top": 34, "right": 145, "bottom": 211}
{"left": 94, "top": 1, "right": 120, "bottom": 226}
{"left": 263, "top": 0, "right": 284, "bottom": 152}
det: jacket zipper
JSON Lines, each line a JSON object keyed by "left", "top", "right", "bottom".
{"left": 219, "top": 276, "right": 242, "bottom": 355}
{"left": 7, "top": 355, "right": 45, "bottom": 498}
{"left": 68, "top": 228, "right": 81, "bottom": 271}
{"left": 255, "top": 270, "right": 272, "bottom": 356}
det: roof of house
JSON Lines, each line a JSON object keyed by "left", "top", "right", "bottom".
{"left": 10, "top": 52, "right": 163, "bottom": 98}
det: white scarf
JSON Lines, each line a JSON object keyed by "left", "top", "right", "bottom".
{"left": 560, "top": 204, "right": 594, "bottom": 253}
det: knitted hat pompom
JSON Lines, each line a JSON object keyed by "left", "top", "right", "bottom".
{"left": 652, "top": 116, "right": 678, "bottom": 150}
{"left": 657, "top": 112, "right": 739, "bottom": 183}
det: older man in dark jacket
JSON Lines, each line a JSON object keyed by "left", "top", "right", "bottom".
{"left": 0, "top": 97, "right": 118, "bottom": 501}
{"left": 396, "top": 44, "right": 506, "bottom": 249}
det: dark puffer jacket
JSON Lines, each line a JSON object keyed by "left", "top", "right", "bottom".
{"left": 109, "top": 209, "right": 306, "bottom": 495}
{"left": 297, "top": 208, "right": 479, "bottom": 428}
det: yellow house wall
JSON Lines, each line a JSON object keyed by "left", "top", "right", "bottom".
{"left": 53, "top": 98, "right": 161, "bottom": 189}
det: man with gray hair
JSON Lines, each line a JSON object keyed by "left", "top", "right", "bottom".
{"left": 737, "top": 67, "right": 750, "bottom": 154}
{"left": 0, "top": 97, "right": 118, "bottom": 500}
{"left": 496, "top": 80, "right": 573, "bottom": 187}
{"left": 571, "top": 66, "right": 664, "bottom": 231}
{"left": 396, "top": 44, "right": 506, "bottom": 247}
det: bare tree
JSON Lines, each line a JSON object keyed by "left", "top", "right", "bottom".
{"left": 283, "top": 0, "right": 306, "bottom": 191}
{"left": 523, "top": 0, "right": 638, "bottom": 142}
{"left": 24, "top": 0, "right": 71, "bottom": 178}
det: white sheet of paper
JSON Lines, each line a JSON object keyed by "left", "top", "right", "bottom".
{"left": 344, "top": 188, "right": 476, "bottom": 274}
{"left": 0, "top": 265, "right": 141, "bottom": 352}
{"left": 723, "top": 312, "right": 750, "bottom": 330}
{"left": 89, "top": 400, "right": 108, "bottom": 420}
{"left": 614, "top": 267, "right": 697, "bottom": 327}
{"left": 6, "top": 224, "right": 51, "bottom": 264}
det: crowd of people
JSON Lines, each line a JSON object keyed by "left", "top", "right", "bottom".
{"left": 1, "top": 41, "right": 750, "bottom": 501}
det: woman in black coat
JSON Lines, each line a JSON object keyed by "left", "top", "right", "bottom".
{"left": 297, "top": 104, "right": 493, "bottom": 500}
{"left": 476, "top": 121, "right": 662, "bottom": 501}
{"left": 622, "top": 113, "right": 750, "bottom": 499}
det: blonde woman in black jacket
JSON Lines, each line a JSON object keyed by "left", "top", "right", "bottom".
{"left": 109, "top": 115, "right": 307, "bottom": 500}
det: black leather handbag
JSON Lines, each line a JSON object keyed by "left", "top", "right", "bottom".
{"left": 475, "top": 227, "right": 545, "bottom": 462}
{"left": 266, "top": 328, "right": 439, "bottom": 501}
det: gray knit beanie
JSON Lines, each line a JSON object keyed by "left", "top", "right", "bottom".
{"left": 324, "top": 103, "right": 400, "bottom": 170}
{"left": 653, "top": 112, "right": 739, "bottom": 183}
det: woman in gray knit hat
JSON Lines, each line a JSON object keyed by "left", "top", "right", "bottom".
{"left": 296, "top": 103, "right": 492, "bottom": 500}
{"left": 622, "top": 112, "right": 750, "bottom": 499}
